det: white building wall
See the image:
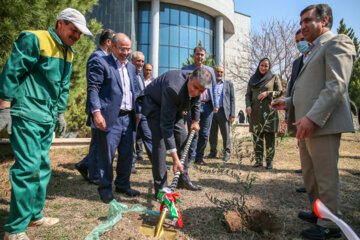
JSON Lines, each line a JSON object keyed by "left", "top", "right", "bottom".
{"left": 224, "top": 12, "right": 251, "bottom": 118}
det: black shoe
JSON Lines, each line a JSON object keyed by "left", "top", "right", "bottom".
{"left": 100, "top": 193, "right": 114, "bottom": 204}
{"left": 295, "top": 169, "right": 302, "bottom": 174}
{"left": 136, "top": 156, "right": 143, "bottom": 161}
{"left": 75, "top": 163, "right": 89, "bottom": 181}
{"left": 194, "top": 159, "right": 207, "bottom": 166}
{"left": 265, "top": 163, "right": 273, "bottom": 169}
{"left": 252, "top": 162, "right": 263, "bottom": 168}
{"left": 116, "top": 187, "right": 140, "bottom": 197}
{"left": 88, "top": 179, "right": 99, "bottom": 185}
{"left": 177, "top": 179, "right": 203, "bottom": 191}
{"left": 131, "top": 167, "right": 138, "bottom": 174}
{"left": 296, "top": 187, "right": 306, "bottom": 193}
{"left": 301, "top": 225, "right": 341, "bottom": 239}
{"left": 206, "top": 153, "right": 217, "bottom": 159}
{"left": 223, "top": 154, "right": 230, "bottom": 161}
{"left": 298, "top": 211, "right": 318, "bottom": 224}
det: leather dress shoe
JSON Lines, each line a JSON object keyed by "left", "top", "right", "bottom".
{"left": 206, "top": 153, "right": 217, "bottom": 159}
{"left": 298, "top": 211, "right": 318, "bottom": 224}
{"left": 136, "top": 156, "right": 143, "bottom": 161}
{"left": 177, "top": 179, "right": 203, "bottom": 191}
{"left": 296, "top": 187, "right": 306, "bottom": 193}
{"left": 252, "top": 162, "right": 263, "bottom": 168}
{"left": 265, "top": 163, "right": 273, "bottom": 169}
{"left": 75, "top": 163, "right": 89, "bottom": 181}
{"left": 294, "top": 169, "right": 302, "bottom": 174}
{"left": 100, "top": 193, "right": 114, "bottom": 204}
{"left": 194, "top": 159, "right": 207, "bottom": 166}
{"left": 301, "top": 225, "right": 341, "bottom": 239}
{"left": 116, "top": 187, "right": 140, "bottom": 197}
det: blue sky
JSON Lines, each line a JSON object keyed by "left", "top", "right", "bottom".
{"left": 234, "top": 0, "right": 360, "bottom": 38}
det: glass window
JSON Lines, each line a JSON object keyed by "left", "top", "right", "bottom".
{"left": 160, "top": 5, "right": 170, "bottom": 24}
{"left": 159, "top": 46, "right": 169, "bottom": 67}
{"left": 139, "top": 23, "right": 149, "bottom": 44}
{"left": 205, "top": 16, "right": 211, "bottom": 33}
{"left": 159, "top": 67, "right": 169, "bottom": 76}
{"left": 138, "top": 44, "right": 149, "bottom": 63}
{"left": 170, "top": 6, "right": 179, "bottom": 25}
{"left": 189, "top": 10, "right": 197, "bottom": 28}
{"left": 169, "top": 47, "right": 179, "bottom": 68}
{"left": 180, "top": 8, "right": 188, "bottom": 26}
{"left": 170, "top": 25, "right": 179, "bottom": 46}
{"left": 180, "top": 48, "right": 189, "bottom": 67}
{"left": 189, "top": 28, "right": 197, "bottom": 49}
{"left": 160, "top": 24, "right": 169, "bottom": 45}
{"left": 198, "top": 13, "right": 205, "bottom": 31}
{"left": 180, "top": 27, "right": 188, "bottom": 47}
{"left": 198, "top": 31, "right": 204, "bottom": 46}
{"left": 205, "top": 33, "right": 210, "bottom": 52}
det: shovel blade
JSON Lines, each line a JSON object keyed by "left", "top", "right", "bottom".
{"left": 139, "top": 224, "right": 156, "bottom": 236}
{"left": 140, "top": 224, "right": 177, "bottom": 239}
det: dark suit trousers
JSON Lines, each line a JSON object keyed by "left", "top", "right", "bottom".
{"left": 147, "top": 112, "right": 190, "bottom": 193}
{"left": 209, "top": 107, "right": 231, "bottom": 155}
{"left": 96, "top": 111, "right": 134, "bottom": 196}
{"left": 132, "top": 116, "right": 152, "bottom": 166}
{"left": 79, "top": 128, "right": 99, "bottom": 180}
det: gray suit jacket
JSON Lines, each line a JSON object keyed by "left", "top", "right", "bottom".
{"left": 222, "top": 80, "right": 235, "bottom": 120}
{"left": 288, "top": 31, "right": 356, "bottom": 136}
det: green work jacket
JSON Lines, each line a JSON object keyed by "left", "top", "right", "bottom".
{"left": 0, "top": 28, "right": 74, "bottom": 124}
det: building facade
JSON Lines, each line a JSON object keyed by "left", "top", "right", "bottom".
{"left": 88, "top": 0, "right": 250, "bottom": 114}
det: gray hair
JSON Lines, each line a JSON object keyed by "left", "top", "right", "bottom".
{"left": 191, "top": 67, "right": 212, "bottom": 88}
{"left": 130, "top": 51, "right": 144, "bottom": 60}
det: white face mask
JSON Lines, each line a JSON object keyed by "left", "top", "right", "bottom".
{"left": 297, "top": 41, "right": 310, "bottom": 54}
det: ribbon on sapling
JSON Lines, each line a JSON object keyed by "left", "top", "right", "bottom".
{"left": 157, "top": 190, "right": 183, "bottom": 227}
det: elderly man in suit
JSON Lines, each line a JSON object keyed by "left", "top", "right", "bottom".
{"left": 182, "top": 46, "right": 219, "bottom": 165}
{"left": 272, "top": 4, "right": 356, "bottom": 239}
{"left": 141, "top": 67, "right": 212, "bottom": 197}
{"left": 130, "top": 51, "right": 152, "bottom": 174}
{"left": 87, "top": 33, "right": 141, "bottom": 203}
{"left": 207, "top": 66, "right": 235, "bottom": 161}
{"left": 76, "top": 29, "right": 115, "bottom": 184}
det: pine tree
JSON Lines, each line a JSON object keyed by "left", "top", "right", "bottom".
{"left": 0, "top": 0, "right": 102, "bottom": 136}
{"left": 337, "top": 19, "right": 360, "bottom": 113}
{"left": 181, "top": 41, "right": 216, "bottom": 70}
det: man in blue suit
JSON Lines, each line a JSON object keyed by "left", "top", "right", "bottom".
{"left": 182, "top": 46, "right": 219, "bottom": 165}
{"left": 87, "top": 33, "right": 141, "bottom": 203}
{"left": 76, "top": 29, "right": 115, "bottom": 184}
{"left": 130, "top": 51, "right": 152, "bottom": 173}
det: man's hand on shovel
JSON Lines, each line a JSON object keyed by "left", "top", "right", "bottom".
{"left": 171, "top": 152, "right": 184, "bottom": 174}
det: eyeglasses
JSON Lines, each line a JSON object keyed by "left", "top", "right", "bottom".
{"left": 118, "top": 47, "right": 132, "bottom": 53}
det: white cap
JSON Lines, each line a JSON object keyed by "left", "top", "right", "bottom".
{"left": 57, "top": 8, "right": 92, "bottom": 36}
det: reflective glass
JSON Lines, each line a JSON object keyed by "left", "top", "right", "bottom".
{"left": 170, "top": 6, "right": 179, "bottom": 25}
{"left": 180, "top": 9, "right": 188, "bottom": 26}
{"left": 189, "top": 10, "right": 197, "bottom": 28}
{"left": 169, "top": 47, "right": 179, "bottom": 68}
{"left": 198, "top": 13, "right": 205, "bottom": 31}
{"left": 189, "top": 28, "right": 197, "bottom": 49}
{"left": 140, "top": 7, "right": 149, "bottom": 23}
{"left": 180, "top": 27, "right": 188, "bottom": 47}
{"left": 205, "top": 33, "right": 210, "bottom": 51}
{"left": 160, "top": 24, "right": 169, "bottom": 45}
{"left": 159, "top": 46, "right": 169, "bottom": 67}
{"left": 170, "top": 25, "right": 179, "bottom": 46}
{"left": 180, "top": 48, "right": 189, "bottom": 66}
{"left": 198, "top": 31, "right": 204, "bottom": 46}
{"left": 138, "top": 44, "right": 149, "bottom": 63}
{"left": 205, "top": 16, "right": 211, "bottom": 32}
{"left": 160, "top": 5, "right": 169, "bottom": 24}
{"left": 139, "top": 23, "right": 149, "bottom": 44}
{"left": 159, "top": 67, "right": 169, "bottom": 76}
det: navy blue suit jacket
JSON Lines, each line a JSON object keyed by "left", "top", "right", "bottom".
{"left": 181, "top": 64, "right": 219, "bottom": 108}
{"left": 141, "top": 70, "right": 201, "bottom": 150}
{"left": 86, "top": 54, "right": 141, "bottom": 131}
{"left": 286, "top": 55, "right": 303, "bottom": 97}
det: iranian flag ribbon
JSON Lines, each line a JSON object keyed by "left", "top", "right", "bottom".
{"left": 157, "top": 190, "right": 183, "bottom": 227}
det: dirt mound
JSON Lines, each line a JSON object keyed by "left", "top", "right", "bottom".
{"left": 224, "top": 208, "right": 281, "bottom": 237}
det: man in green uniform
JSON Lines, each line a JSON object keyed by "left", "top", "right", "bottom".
{"left": 0, "top": 8, "right": 92, "bottom": 240}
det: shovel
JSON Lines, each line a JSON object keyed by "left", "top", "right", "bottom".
{"left": 313, "top": 199, "right": 360, "bottom": 240}
{"left": 140, "top": 130, "right": 196, "bottom": 239}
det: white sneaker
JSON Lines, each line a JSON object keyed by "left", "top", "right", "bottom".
{"left": 4, "top": 232, "right": 29, "bottom": 240}
{"left": 28, "top": 217, "right": 59, "bottom": 227}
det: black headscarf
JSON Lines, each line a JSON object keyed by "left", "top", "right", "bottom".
{"left": 249, "top": 58, "right": 274, "bottom": 88}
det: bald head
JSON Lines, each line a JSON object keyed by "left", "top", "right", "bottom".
{"left": 111, "top": 33, "right": 132, "bottom": 64}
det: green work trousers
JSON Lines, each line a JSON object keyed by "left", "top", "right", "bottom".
{"left": 4, "top": 116, "right": 54, "bottom": 233}
{"left": 253, "top": 131, "right": 275, "bottom": 164}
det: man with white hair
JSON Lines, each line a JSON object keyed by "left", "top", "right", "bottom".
{"left": 0, "top": 8, "right": 92, "bottom": 240}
